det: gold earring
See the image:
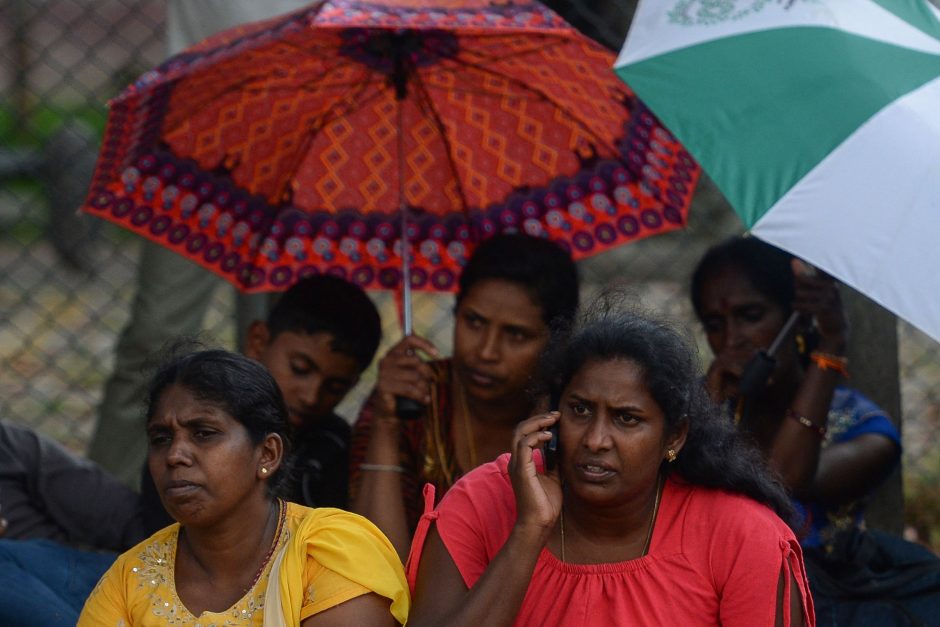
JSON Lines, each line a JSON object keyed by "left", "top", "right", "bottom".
{"left": 795, "top": 332, "right": 807, "bottom": 356}
{"left": 666, "top": 449, "right": 677, "bottom": 463}
{"left": 260, "top": 467, "right": 269, "bottom": 475}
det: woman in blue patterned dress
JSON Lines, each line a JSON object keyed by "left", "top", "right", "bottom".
{"left": 690, "top": 236, "right": 900, "bottom": 549}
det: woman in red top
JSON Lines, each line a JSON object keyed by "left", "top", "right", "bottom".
{"left": 407, "top": 311, "right": 814, "bottom": 626}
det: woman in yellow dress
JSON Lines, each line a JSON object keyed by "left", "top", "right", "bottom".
{"left": 79, "top": 349, "right": 409, "bottom": 626}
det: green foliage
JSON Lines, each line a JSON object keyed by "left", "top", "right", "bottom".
{"left": 0, "top": 102, "right": 106, "bottom": 147}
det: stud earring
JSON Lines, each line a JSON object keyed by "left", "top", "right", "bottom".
{"left": 795, "top": 331, "right": 807, "bottom": 356}
{"left": 666, "top": 449, "right": 677, "bottom": 463}
{"left": 260, "top": 467, "right": 269, "bottom": 475}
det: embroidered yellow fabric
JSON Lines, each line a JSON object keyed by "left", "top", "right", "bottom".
{"left": 78, "top": 503, "right": 408, "bottom": 625}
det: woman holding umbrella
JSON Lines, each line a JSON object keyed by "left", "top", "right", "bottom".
{"left": 690, "top": 236, "right": 900, "bottom": 549}
{"left": 79, "top": 350, "right": 409, "bottom": 626}
{"left": 350, "top": 234, "right": 579, "bottom": 558}
{"left": 406, "top": 310, "right": 812, "bottom": 626}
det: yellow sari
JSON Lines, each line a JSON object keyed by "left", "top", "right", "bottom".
{"left": 79, "top": 502, "right": 409, "bottom": 626}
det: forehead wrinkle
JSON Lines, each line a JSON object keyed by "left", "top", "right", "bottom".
{"left": 149, "top": 394, "right": 228, "bottom": 426}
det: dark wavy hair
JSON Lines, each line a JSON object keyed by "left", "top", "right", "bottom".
{"left": 267, "top": 274, "right": 381, "bottom": 372}
{"left": 146, "top": 349, "right": 291, "bottom": 491}
{"left": 542, "top": 309, "right": 797, "bottom": 527}
{"left": 456, "top": 234, "right": 579, "bottom": 331}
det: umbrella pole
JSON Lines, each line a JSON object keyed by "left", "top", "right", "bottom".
{"left": 394, "top": 70, "right": 425, "bottom": 420}
{"left": 397, "top": 95, "right": 413, "bottom": 336}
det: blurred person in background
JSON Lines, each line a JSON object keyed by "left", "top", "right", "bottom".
{"left": 690, "top": 236, "right": 899, "bottom": 549}
{"left": 0, "top": 420, "right": 146, "bottom": 626}
{"left": 89, "top": 0, "right": 313, "bottom": 488}
{"left": 350, "top": 233, "right": 579, "bottom": 558}
{"left": 139, "top": 274, "right": 382, "bottom": 533}
{"left": 691, "top": 236, "right": 940, "bottom": 626}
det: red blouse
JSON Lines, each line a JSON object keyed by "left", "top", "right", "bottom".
{"left": 408, "top": 454, "right": 814, "bottom": 626}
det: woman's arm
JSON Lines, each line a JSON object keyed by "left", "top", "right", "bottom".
{"left": 767, "top": 346, "right": 843, "bottom": 497}
{"left": 766, "top": 265, "right": 847, "bottom": 497}
{"left": 715, "top": 504, "right": 812, "bottom": 627}
{"left": 768, "top": 267, "right": 900, "bottom": 504}
{"left": 408, "top": 523, "right": 547, "bottom": 627}
{"left": 351, "top": 335, "right": 439, "bottom": 558}
{"left": 301, "top": 592, "right": 396, "bottom": 627}
{"left": 408, "top": 413, "right": 561, "bottom": 627}
{"left": 810, "top": 432, "right": 898, "bottom": 504}
{"left": 774, "top": 567, "right": 806, "bottom": 627}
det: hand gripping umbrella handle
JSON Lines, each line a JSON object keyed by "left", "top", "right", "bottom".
{"left": 395, "top": 396, "right": 425, "bottom": 420}
{"left": 737, "top": 311, "right": 801, "bottom": 398}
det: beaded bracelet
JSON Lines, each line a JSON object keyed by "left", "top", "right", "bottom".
{"left": 786, "top": 409, "right": 827, "bottom": 438}
{"left": 359, "top": 463, "right": 406, "bottom": 473}
{"left": 809, "top": 351, "right": 849, "bottom": 377}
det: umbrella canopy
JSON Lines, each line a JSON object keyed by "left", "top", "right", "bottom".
{"left": 615, "top": 0, "right": 940, "bottom": 342}
{"left": 83, "top": 0, "right": 698, "bottom": 304}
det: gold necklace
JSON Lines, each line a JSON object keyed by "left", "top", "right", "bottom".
{"left": 560, "top": 474, "right": 663, "bottom": 562}
{"left": 244, "top": 498, "right": 285, "bottom": 593}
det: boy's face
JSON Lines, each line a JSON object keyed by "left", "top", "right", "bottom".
{"left": 246, "top": 324, "right": 360, "bottom": 428}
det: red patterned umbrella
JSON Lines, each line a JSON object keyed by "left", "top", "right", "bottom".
{"left": 83, "top": 0, "right": 698, "bottom": 329}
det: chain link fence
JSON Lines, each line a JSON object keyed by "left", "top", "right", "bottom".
{"left": 1, "top": 0, "right": 937, "bottom": 548}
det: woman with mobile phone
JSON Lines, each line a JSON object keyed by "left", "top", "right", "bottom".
{"left": 406, "top": 310, "right": 812, "bottom": 626}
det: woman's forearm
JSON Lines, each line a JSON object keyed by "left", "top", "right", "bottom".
{"left": 769, "top": 341, "right": 844, "bottom": 495}
{"left": 412, "top": 525, "right": 547, "bottom": 627}
{"left": 351, "top": 421, "right": 411, "bottom": 558}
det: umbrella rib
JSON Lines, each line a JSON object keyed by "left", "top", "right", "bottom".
{"left": 419, "top": 80, "right": 544, "bottom": 101}
{"left": 450, "top": 34, "right": 576, "bottom": 64}
{"left": 437, "top": 54, "right": 622, "bottom": 157}
{"left": 407, "top": 70, "right": 471, "bottom": 219}
{"left": 164, "top": 70, "right": 378, "bottom": 130}
{"left": 162, "top": 35, "right": 377, "bottom": 130}
{"left": 274, "top": 79, "right": 389, "bottom": 204}
{"left": 408, "top": 37, "right": 584, "bottom": 103}
{"left": 167, "top": 34, "right": 581, "bottom": 127}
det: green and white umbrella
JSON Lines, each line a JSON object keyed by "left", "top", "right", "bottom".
{"left": 615, "top": 0, "right": 940, "bottom": 342}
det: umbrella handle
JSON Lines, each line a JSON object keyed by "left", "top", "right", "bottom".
{"left": 736, "top": 310, "right": 802, "bottom": 415}
{"left": 395, "top": 396, "right": 425, "bottom": 420}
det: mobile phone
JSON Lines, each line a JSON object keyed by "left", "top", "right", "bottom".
{"left": 545, "top": 388, "right": 561, "bottom": 471}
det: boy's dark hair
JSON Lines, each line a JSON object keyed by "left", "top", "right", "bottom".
{"left": 456, "top": 234, "right": 579, "bottom": 329}
{"left": 266, "top": 275, "right": 381, "bottom": 371}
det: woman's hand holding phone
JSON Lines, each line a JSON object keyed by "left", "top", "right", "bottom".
{"left": 509, "top": 412, "right": 562, "bottom": 541}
